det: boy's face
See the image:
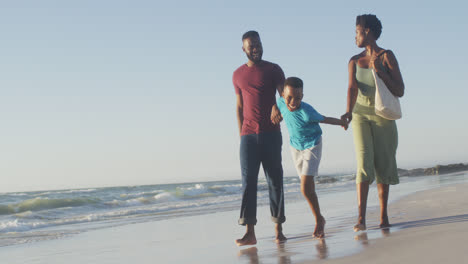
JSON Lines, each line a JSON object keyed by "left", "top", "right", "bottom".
{"left": 283, "top": 85, "right": 303, "bottom": 112}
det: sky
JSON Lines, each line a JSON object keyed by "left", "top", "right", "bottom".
{"left": 0, "top": 0, "right": 467, "bottom": 192}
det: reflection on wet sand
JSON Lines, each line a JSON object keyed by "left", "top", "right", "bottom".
{"left": 238, "top": 247, "right": 259, "bottom": 264}
{"left": 238, "top": 238, "right": 330, "bottom": 263}
{"left": 354, "top": 232, "right": 369, "bottom": 246}
{"left": 354, "top": 227, "right": 392, "bottom": 247}
{"left": 315, "top": 239, "right": 329, "bottom": 259}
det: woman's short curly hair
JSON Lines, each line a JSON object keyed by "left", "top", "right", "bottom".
{"left": 356, "top": 14, "right": 382, "bottom": 40}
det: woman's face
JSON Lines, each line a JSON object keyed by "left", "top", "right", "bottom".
{"left": 355, "top": 25, "right": 367, "bottom": 48}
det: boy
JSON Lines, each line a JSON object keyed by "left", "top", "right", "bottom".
{"left": 276, "top": 77, "right": 347, "bottom": 238}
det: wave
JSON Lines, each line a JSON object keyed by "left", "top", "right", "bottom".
{"left": 0, "top": 197, "right": 100, "bottom": 215}
{"left": 35, "top": 189, "right": 97, "bottom": 196}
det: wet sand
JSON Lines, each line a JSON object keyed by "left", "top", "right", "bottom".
{"left": 320, "top": 183, "right": 468, "bottom": 264}
{"left": 1, "top": 179, "right": 467, "bottom": 263}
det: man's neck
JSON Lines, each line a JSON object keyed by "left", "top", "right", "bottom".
{"left": 246, "top": 60, "right": 262, "bottom": 67}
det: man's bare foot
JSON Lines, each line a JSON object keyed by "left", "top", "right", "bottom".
{"left": 313, "top": 216, "right": 326, "bottom": 238}
{"left": 275, "top": 224, "right": 287, "bottom": 244}
{"left": 275, "top": 232, "right": 287, "bottom": 244}
{"left": 235, "top": 232, "right": 257, "bottom": 246}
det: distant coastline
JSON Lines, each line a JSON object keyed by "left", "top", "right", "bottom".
{"left": 398, "top": 162, "right": 468, "bottom": 177}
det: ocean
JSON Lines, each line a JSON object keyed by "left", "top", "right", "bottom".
{"left": 1, "top": 171, "right": 467, "bottom": 248}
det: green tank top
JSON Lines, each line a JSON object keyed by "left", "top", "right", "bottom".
{"left": 353, "top": 65, "right": 376, "bottom": 115}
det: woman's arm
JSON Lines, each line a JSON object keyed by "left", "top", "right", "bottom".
{"left": 341, "top": 58, "right": 359, "bottom": 124}
{"left": 371, "top": 50, "right": 405, "bottom": 97}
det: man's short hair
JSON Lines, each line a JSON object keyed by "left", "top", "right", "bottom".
{"left": 284, "top": 77, "right": 303, "bottom": 89}
{"left": 356, "top": 14, "right": 382, "bottom": 40}
{"left": 242, "top": 30, "right": 260, "bottom": 41}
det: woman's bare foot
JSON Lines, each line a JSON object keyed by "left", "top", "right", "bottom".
{"left": 354, "top": 216, "right": 366, "bottom": 232}
{"left": 313, "top": 216, "right": 326, "bottom": 238}
{"left": 235, "top": 232, "right": 257, "bottom": 246}
{"left": 353, "top": 223, "right": 367, "bottom": 232}
{"left": 275, "top": 224, "right": 287, "bottom": 244}
{"left": 379, "top": 215, "right": 391, "bottom": 228}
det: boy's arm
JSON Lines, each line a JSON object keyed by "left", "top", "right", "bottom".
{"left": 271, "top": 104, "right": 283, "bottom": 124}
{"left": 236, "top": 94, "right": 244, "bottom": 137}
{"left": 320, "top": 116, "right": 348, "bottom": 130}
{"left": 271, "top": 82, "right": 284, "bottom": 125}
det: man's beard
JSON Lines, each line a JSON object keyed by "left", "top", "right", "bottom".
{"left": 247, "top": 52, "right": 262, "bottom": 63}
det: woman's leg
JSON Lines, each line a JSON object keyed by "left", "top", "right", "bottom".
{"left": 351, "top": 114, "right": 374, "bottom": 231}
{"left": 355, "top": 181, "right": 369, "bottom": 231}
{"left": 377, "top": 183, "right": 390, "bottom": 227}
{"left": 372, "top": 116, "right": 398, "bottom": 228}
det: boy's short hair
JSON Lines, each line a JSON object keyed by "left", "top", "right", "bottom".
{"left": 284, "top": 77, "right": 303, "bottom": 89}
{"left": 242, "top": 30, "right": 260, "bottom": 41}
{"left": 356, "top": 14, "right": 382, "bottom": 40}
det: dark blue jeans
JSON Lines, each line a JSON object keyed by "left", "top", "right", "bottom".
{"left": 238, "top": 131, "right": 286, "bottom": 225}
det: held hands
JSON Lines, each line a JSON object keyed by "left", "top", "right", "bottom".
{"left": 271, "top": 104, "right": 283, "bottom": 125}
{"left": 341, "top": 119, "right": 349, "bottom": 131}
{"left": 341, "top": 112, "right": 352, "bottom": 130}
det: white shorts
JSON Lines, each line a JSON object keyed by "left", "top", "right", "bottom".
{"left": 290, "top": 137, "right": 322, "bottom": 177}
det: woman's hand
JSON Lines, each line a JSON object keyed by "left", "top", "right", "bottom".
{"left": 341, "top": 112, "right": 352, "bottom": 125}
{"left": 369, "top": 52, "right": 384, "bottom": 73}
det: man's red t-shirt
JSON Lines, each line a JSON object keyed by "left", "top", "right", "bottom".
{"left": 233, "top": 60, "right": 285, "bottom": 136}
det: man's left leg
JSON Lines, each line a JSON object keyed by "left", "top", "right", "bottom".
{"left": 260, "top": 131, "right": 286, "bottom": 243}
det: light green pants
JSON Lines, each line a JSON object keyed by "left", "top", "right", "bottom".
{"left": 351, "top": 113, "right": 399, "bottom": 185}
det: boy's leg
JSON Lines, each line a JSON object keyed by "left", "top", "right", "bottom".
{"left": 301, "top": 175, "right": 325, "bottom": 238}
{"left": 299, "top": 139, "right": 325, "bottom": 238}
{"left": 236, "top": 134, "right": 261, "bottom": 246}
{"left": 260, "top": 131, "right": 286, "bottom": 243}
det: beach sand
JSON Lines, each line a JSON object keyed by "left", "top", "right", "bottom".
{"left": 322, "top": 183, "right": 468, "bottom": 264}
{"left": 1, "top": 181, "right": 467, "bottom": 264}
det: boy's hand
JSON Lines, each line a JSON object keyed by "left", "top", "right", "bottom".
{"left": 271, "top": 104, "right": 283, "bottom": 124}
{"left": 341, "top": 120, "right": 349, "bottom": 130}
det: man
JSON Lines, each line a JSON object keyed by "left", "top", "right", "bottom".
{"left": 232, "top": 30, "right": 286, "bottom": 246}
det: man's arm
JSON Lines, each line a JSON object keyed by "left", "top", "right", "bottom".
{"left": 236, "top": 93, "right": 244, "bottom": 137}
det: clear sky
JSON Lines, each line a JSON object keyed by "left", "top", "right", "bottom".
{"left": 1, "top": 0, "right": 467, "bottom": 192}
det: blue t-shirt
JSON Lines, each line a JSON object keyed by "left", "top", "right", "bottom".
{"left": 277, "top": 97, "right": 325, "bottom": 150}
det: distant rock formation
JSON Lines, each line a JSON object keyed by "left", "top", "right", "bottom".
{"left": 398, "top": 163, "right": 468, "bottom": 177}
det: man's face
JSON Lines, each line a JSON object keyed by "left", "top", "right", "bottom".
{"left": 283, "top": 85, "right": 303, "bottom": 112}
{"left": 242, "top": 36, "right": 263, "bottom": 63}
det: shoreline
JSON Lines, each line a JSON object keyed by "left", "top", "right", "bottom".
{"left": 1, "top": 175, "right": 467, "bottom": 263}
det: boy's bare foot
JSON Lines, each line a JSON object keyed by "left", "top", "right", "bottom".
{"left": 235, "top": 232, "right": 257, "bottom": 246}
{"left": 275, "top": 224, "right": 287, "bottom": 244}
{"left": 313, "top": 216, "right": 326, "bottom": 238}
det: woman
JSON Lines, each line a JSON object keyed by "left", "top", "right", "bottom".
{"left": 341, "top": 14, "right": 405, "bottom": 231}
